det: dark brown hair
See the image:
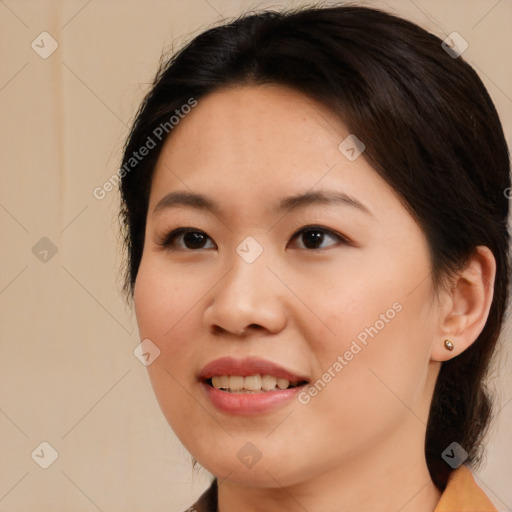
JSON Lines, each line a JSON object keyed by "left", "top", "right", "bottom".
{"left": 118, "top": 3, "right": 511, "bottom": 490}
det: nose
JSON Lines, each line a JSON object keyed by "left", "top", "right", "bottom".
{"left": 202, "top": 251, "right": 287, "bottom": 337}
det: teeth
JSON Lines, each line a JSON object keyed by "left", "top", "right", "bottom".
{"left": 276, "top": 377, "right": 289, "bottom": 390}
{"left": 227, "top": 375, "right": 244, "bottom": 390}
{"left": 244, "top": 374, "right": 262, "bottom": 391}
{"left": 261, "top": 374, "right": 277, "bottom": 391}
{"left": 210, "top": 374, "right": 302, "bottom": 392}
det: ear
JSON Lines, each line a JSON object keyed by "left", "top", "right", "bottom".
{"left": 431, "top": 246, "right": 496, "bottom": 362}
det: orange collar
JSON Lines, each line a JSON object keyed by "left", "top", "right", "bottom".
{"left": 434, "top": 465, "right": 497, "bottom": 511}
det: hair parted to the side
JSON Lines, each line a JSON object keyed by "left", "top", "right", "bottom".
{"left": 117, "top": 3, "right": 511, "bottom": 490}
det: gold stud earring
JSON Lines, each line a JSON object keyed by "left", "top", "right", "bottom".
{"left": 444, "top": 339, "right": 454, "bottom": 351}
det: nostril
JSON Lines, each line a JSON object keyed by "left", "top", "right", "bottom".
{"left": 241, "top": 324, "right": 263, "bottom": 335}
{"left": 210, "top": 324, "right": 264, "bottom": 336}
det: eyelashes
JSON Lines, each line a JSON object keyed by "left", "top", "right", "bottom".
{"left": 158, "top": 227, "right": 215, "bottom": 250}
{"left": 156, "top": 225, "right": 352, "bottom": 251}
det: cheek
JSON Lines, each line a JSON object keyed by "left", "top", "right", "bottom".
{"left": 304, "top": 252, "right": 435, "bottom": 406}
{"left": 297, "top": 299, "right": 432, "bottom": 452}
{"left": 134, "top": 257, "right": 200, "bottom": 341}
{"left": 133, "top": 259, "right": 205, "bottom": 425}
{"left": 133, "top": 258, "right": 207, "bottom": 396}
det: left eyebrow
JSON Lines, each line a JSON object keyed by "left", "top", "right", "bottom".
{"left": 152, "top": 189, "right": 373, "bottom": 217}
{"left": 275, "top": 189, "right": 373, "bottom": 216}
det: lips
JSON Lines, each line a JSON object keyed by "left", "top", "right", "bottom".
{"left": 198, "top": 356, "right": 310, "bottom": 415}
{"left": 198, "top": 356, "right": 309, "bottom": 385}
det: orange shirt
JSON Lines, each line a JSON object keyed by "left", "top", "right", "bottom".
{"left": 183, "top": 465, "right": 497, "bottom": 512}
{"left": 434, "top": 465, "right": 497, "bottom": 511}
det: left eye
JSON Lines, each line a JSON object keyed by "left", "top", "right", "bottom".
{"left": 290, "top": 226, "right": 348, "bottom": 250}
{"left": 157, "top": 226, "right": 349, "bottom": 251}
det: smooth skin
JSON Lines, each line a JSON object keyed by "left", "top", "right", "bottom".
{"left": 133, "top": 84, "right": 496, "bottom": 512}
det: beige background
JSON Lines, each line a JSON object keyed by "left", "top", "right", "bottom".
{"left": 0, "top": 0, "right": 511, "bottom": 510}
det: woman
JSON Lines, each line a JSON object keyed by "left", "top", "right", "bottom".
{"left": 118, "top": 4, "right": 510, "bottom": 511}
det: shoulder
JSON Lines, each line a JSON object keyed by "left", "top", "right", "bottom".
{"left": 434, "top": 464, "right": 497, "bottom": 511}
{"left": 181, "top": 478, "right": 218, "bottom": 512}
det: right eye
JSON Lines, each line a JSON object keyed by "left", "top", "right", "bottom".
{"left": 156, "top": 228, "right": 216, "bottom": 251}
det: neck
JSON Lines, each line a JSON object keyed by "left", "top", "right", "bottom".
{"left": 217, "top": 426, "right": 442, "bottom": 512}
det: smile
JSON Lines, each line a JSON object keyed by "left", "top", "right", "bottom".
{"left": 199, "top": 356, "right": 310, "bottom": 414}
{"left": 208, "top": 374, "right": 308, "bottom": 393}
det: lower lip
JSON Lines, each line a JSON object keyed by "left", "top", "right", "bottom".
{"left": 201, "top": 381, "right": 306, "bottom": 415}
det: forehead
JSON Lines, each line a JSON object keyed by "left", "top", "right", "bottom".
{"left": 147, "top": 84, "right": 397, "bottom": 220}
{"left": 151, "top": 85, "right": 348, "bottom": 184}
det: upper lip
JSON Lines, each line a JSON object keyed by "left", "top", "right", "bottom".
{"left": 198, "top": 356, "right": 309, "bottom": 384}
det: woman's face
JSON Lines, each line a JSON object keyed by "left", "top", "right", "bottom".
{"left": 134, "top": 84, "right": 442, "bottom": 486}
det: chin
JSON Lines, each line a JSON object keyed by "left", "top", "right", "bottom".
{"left": 197, "top": 453, "right": 311, "bottom": 489}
